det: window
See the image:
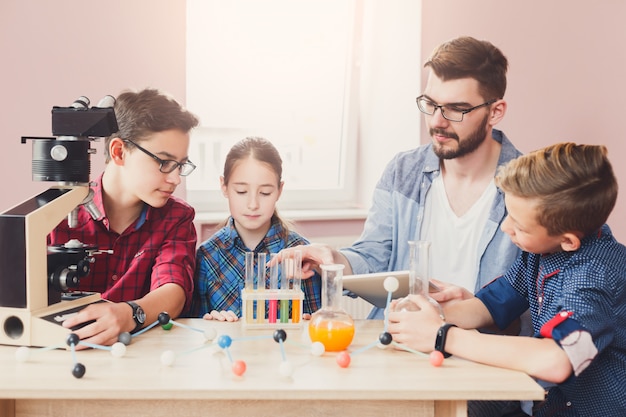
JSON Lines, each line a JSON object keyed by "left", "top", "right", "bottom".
{"left": 185, "top": 0, "right": 362, "bottom": 212}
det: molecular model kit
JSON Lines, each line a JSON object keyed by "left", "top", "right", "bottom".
{"left": 12, "top": 276, "right": 446, "bottom": 379}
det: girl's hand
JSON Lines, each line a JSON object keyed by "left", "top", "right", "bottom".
{"left": 203, "top": 310, "right": 239, "bottom": 322}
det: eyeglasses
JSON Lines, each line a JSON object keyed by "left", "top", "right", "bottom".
{"left": 124, "top": 139, "right": 196, "bottom": 176}
{"left": 416, "top": 95, "right": 497, "bottom": 122}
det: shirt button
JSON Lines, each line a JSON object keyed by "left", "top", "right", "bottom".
{"left": 112, "top": 274, "right": 119, "bottom": 281}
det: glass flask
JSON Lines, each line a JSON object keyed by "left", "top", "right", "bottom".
{"left": 393, "top": 240, "right": 430, "bottom": 312}
{"left": 308, "top": 264, "right": 355, "bottom": 351}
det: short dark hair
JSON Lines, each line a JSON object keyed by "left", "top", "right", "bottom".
{"left": 424, "top": 36, "right": 508, "bottom": 101}
{"left": 104, "top": 88, "right": 199, "bottom": 162}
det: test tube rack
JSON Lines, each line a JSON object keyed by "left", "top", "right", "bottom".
{"left": 241, "top": 289, "right": 304, "bottom": 329}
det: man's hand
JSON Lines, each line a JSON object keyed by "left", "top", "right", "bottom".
{"left": 428, "top": 278, "right": 474, "bottom": 306}
{"left": 268, "top": 243, "right": 350, "bottom": 278}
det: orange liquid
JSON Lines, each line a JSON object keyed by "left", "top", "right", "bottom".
{"left": 308, "top": 320, "right": 355, "bottom": 352}
{"left": 291, "top": 299, "right": 301, "bottom": 324}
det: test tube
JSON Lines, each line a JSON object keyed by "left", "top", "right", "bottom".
{"left": 256, "top": 252, "right": 267, "bottom": 323}
{"left": 280, "top": 255, "right": 292, "bottom": 323}
{"left": 244, "top": 252, "right": 255, "bottom": 323}
{"left": 268, "top": 253, "right": 279, "bottom": 323}
{"left": 290, "top": 250, "right": 303, "bottom": 323}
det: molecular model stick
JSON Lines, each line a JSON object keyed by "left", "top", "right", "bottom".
{"left": 153, "top": 312, "right": 325, "bottom": 377}
{"left": 334, "top": 276, "right": 446, "bottom": 368}
{"left": 15, "top": 332, "right": 128, "bottom": 379}
{"left": 14, "top": 278, "right": 445, "bottom": 380}
{"left": 13, "top": 311, "right": 324, "bottom": 379}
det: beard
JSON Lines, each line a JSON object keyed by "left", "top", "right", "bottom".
{"left": 430, "top": 113, "right": 490, "bottom": 160}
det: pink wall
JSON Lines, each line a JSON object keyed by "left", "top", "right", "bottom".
{"left": 422, "top": 1, "right": 626, "bottom": 240}
{"left": 0, "top": 0, "right": 187, "bottom": 204}
{"left": 1, "top": 1, "right": 625, "bottom": 241}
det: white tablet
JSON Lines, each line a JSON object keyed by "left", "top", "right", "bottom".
{"left": 343, "top": 271, "right": 440, "bottom": 308}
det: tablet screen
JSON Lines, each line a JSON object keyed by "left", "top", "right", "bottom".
{"left": 342, "top": 271, "right": 410, "bottom": 308}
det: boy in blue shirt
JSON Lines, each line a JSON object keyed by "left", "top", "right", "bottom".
{"left": 388, "top": 142, "right": 626, "bottom": 416}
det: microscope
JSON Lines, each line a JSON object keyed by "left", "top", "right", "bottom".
{"left": 0, "top": 96, "right": 117, "bottom": 347}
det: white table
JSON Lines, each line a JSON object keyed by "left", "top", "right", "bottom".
{"left": 0, "top": 319, "right": 544, "bottom": 417}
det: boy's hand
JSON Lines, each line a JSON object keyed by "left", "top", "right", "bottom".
{"left": 387, "top": 295, "right": 445, "bottom": 352}
{"left": 62, "top": 301, "right": 133, "bottom": 350}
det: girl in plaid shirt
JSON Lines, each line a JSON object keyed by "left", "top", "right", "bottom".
{"left": 190, "top": 137, "right": 322, "bottom": 320}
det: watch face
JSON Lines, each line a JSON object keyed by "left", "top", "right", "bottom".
{"left": 136, "top": 307, "right": 146, "bottom": 324}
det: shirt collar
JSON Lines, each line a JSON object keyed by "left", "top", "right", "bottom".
{"left": 91, "top": 173, "right": 149, "bottom": 230}
{"left": 90, "top": 174, "right": 106, "bottom": 221}
{"left": 222, "top": 216, "right": 285, "bottom": 251}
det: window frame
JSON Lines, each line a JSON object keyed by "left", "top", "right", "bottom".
{"left": 185, "top": 0, "right": 364, "bottom": 213}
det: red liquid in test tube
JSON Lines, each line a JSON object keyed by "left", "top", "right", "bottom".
{"left": 268, "top": 254, "right": 279, "bottom": 323}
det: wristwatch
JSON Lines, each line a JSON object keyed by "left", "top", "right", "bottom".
{"left": 125, "top": 301, "right": 146, "bottom": 333}
{"left": 434, "top": 323, "right": 457, "bottom": 358}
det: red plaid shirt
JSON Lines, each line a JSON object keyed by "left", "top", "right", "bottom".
{"left": 48, "top": 174, "right": 197, "bottom": 310}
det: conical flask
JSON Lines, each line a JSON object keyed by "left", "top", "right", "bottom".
{"left": 308, "top": 264, "right": 355, "bottom": 351}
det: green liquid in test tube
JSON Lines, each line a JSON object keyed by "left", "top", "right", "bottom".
{"left": 280, "top": 256, "right": 291, "bottom": 323}
{"left": 244, "top": 252, "right": 255, "bottom": 323}
{"left": 256, "top": 252, "right": 267, "bottom": 323}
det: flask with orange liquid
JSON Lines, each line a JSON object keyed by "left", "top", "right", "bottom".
{"left": 308, "top": 264, "right": 355, "bottom": 351}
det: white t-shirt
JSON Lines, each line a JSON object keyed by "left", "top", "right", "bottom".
{"left": 420, "top": 174, "right": 497, "bottom": 293}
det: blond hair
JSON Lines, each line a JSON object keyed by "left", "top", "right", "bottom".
{"left": 496, "top": 143, "right": 618, "bottom": 236}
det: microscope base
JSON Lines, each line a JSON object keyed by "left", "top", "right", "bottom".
{"left": 0, "top": 293, "right": 101, "bottom": 347}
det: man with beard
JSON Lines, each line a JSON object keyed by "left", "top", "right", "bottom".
{"left": 272, "top": 36, "right": 522, "bottom": 321}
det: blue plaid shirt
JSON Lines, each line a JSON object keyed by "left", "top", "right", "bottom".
{"left": 477, "top": 225, "right": 626, "bottom": 416}
{"left": 189, "top": 216, "right": 322, "bottom": 318}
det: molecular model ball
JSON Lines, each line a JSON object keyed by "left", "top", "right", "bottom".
{"left": 155, "top": 313, "right": 325, "bottom": 378}
{"left": 14, "top": 331, "right": 128, "bottom": 379}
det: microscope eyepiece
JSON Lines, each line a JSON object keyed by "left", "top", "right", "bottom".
{"left": 95, "top": 95, "right": 116, "bottom": 108}
{"left": 70, "top": 96, "right": 90, "bottom": 109}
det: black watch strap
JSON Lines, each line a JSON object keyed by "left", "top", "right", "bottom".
{"left": 434, "top": 323, "right": 457, "bottom": 358}
{"left": 125, "top": 301, "right": 146, "bottom": 333}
